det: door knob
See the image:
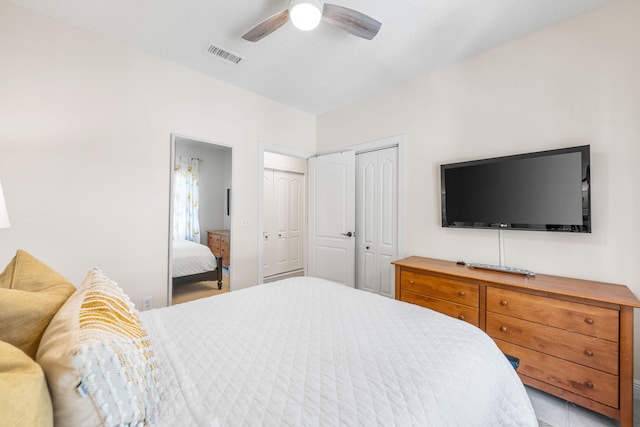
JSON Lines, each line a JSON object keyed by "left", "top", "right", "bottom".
{"left": 341, "top": 231, "right": 355, "bottom": 237}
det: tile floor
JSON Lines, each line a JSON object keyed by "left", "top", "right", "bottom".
{"left": 527, "top": 386, "right": 639, "bottom": 427}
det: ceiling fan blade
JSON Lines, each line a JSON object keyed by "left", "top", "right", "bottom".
{"left": 242, "top": 9, "right": 290, "bottom": 42}
{"left": 322, "top": 4, "right": 382, "bottom": 40}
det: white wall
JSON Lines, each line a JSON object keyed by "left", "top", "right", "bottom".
{"left": 0, "top": 0, "right": 315, "bottom": 307}
{"left": 317, "top": 0, "right": 640, "bottom": 376}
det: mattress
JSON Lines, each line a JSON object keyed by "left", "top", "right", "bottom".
{"left": 141, "top": 277, "right": 538, "bottom": 426}
{"left": 171, "top": 239, "right": 217, "bottom": 278}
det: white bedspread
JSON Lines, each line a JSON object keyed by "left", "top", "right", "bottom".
{"left": 171, "top": 239, "right": 217, "bottom": 278}
{"left": 141, "top": 277, "right": 537, "bottom": 426}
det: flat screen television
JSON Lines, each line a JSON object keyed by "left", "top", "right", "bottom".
{"left": 440, "top": 145, "right": 591, "bottom": 233}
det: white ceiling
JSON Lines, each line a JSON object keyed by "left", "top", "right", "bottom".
{"left": 12, "top": 0, "right": 613, "bottom": 115}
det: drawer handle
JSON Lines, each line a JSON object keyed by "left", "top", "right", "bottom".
{"left": 585, "top": 318, "right": 594, "bottom": 325}
{"left": 500, "top": 326, "right": 507, "bottom": 333}
{"left": 586, "top": 381, "right": 594, "bottom": 389}
{"left": 458, "top": 315, "right": 465, "bottom": 321}
{"left": 409, "top": 280, "right": 414, "bottom": 284}
{"left": 500, "top": 300, "right": 508, "bottom": 306}
{"left": 585, "top": 350, "right": 594, "bottom": 357}
{"left": 458, "top": 291, "right": 466, "bottom": 297}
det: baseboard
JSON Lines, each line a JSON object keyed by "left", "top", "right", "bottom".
{"left": 634, "top": 379, "right": 640, "bottom": 399}
{"left": 263, "top": 269, "right": 305, "bottom": 283}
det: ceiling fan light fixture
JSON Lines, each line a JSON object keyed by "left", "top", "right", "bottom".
{"left": 289, "top": 0, "right": 323, "bottom": 31}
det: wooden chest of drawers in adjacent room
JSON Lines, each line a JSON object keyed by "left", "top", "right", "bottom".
{"left": 392, "top": 256, "right": 640, "bottom": 427}
{"left": 207, "top": 229, "right": 230, "bottom": 268}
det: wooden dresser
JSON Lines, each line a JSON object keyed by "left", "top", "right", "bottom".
{"left": 392, "top": 256, "right": 640, "bottom": 427}
{"left": 207, "top": 229, "right": 230, "bottom": 268}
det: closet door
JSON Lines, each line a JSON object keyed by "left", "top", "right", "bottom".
{"left": 264, "top": 169, "right": 304, "bottom": 278}
{"left": 284, "top": 171, "right": 304, "bottom": 273}
{"left": 308, "top": 152, "right": 356, "bottom": 286}
{"left": 356, "top": 147, "right": 398, "bottom": 297}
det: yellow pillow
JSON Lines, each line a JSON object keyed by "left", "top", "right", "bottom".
{"left": 0, "top": 340, "right": 53, "bottom": 427}
{"left": 0, "top": 250, "right": 76, "bottom": 359}
{"left": 37, "top": 268, "right": 160, "bottom": 426}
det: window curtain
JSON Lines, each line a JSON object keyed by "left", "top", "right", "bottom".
{"left": 173, "top": 157, "right": 200, "bottom": 242}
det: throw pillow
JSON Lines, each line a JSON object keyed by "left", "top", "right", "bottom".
{"left": 0, "top": 250, "right": 76, "bottom": 359}
{"left": 37, "top": 268, "right": 159, "bottom": 426}
{"left": 0, "top": 340, "right": 53, "bottom": 427}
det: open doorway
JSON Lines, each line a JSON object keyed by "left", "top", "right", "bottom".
{"left": 262, "top": 152, "right": 306, "bottom": 283}
{"left": 168, "top": 134, "right": 232, "bottom": 305}
{"left": 258, "top": 144, "right": 312, "bottom": 285}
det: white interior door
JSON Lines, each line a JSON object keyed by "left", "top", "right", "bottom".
{"left": 356, "top": 147, "right": 398, "bottom": 297}
{"left": 264, "top": 169, "right": 304, "bottom": 278}
{"left": 273, "top": 170, "right": 304, "bottom": 275}
{"left": 308, "top": 151, "right": 356, "bottom": 286}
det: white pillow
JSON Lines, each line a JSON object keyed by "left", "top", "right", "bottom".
{"left": 37, "top": 268, "right": 159, "bottom": 426}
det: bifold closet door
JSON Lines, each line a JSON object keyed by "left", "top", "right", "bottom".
{"left": 356, "top": 147, "right": 398, "bottom": 298}
{"left": 264, "top": 169, "right": 304, "bottom": 278}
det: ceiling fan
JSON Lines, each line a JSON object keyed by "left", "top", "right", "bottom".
{"left": 242, "top": 0, "right": 382, "bottom": 42}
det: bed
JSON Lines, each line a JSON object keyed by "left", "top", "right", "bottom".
{"left": 1, "top": 250, "right": 538, "bottom": 427}
{"left": 172, "top": 239, "right": 222, "bottom": 289}
{"left": 143, "top": 277, "right": 537, "bottom": 426}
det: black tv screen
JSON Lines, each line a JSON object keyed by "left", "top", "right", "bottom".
{"left": 441, "top": 145, "right": 591, "bottom": 233}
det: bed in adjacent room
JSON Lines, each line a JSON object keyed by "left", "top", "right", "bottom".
{"left": 171, "top": 239, "right": 222, "bottom": 289}
{"left": 2, "top": 250, "right": 538, "bottom": 427}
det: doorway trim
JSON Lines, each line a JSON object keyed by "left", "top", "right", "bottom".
{"left": 257, "top": 142, "right": 313, "bottom": 285}
{"left": 168, "top": 133, "right": 234, "bottom": 306}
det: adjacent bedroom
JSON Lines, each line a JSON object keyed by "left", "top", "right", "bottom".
{"left": 170, "top": 136, "right": 232, "bottom": 305}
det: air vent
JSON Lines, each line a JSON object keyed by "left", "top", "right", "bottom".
{"left": 203, "top": 43, "right": 243, "bottom": 65}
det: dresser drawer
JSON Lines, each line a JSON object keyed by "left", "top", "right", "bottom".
{"left": 208, "top": 233, "right": 221, "bottom": 249}
{"left": 401, "top": 290, "right": 479, "bottom": 327}
{"left": 495, "top": 340, "right": 619, "bottom": 408}
{"left": 487, "top": 312, "right": 618, "bottom": 375}
{"left": 400, "top": 271, "right": 479, "bottom": 308}
{"left": 487, "top": 288, "right": 619, "bottom": 341}
{"left": 221, "top": 236, "right": 230, "bottom": 256}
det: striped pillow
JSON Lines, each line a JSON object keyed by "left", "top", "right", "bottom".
{"left": 37, "top": 268, "right": 159, "bottom": 426}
